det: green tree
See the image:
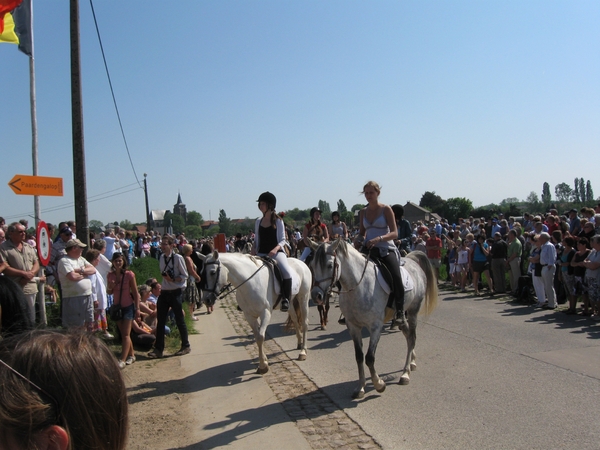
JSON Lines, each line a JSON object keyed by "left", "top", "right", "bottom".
{"left": 554, "top": 183, "right": 573, "bottom": 202}
{"left": 574, "top": 178, "right": 580, "bottom": 203}
{"left": 586, "top": 180, "right": 594, "bottom": 203}
{"left": 120, "top": 219, "right": 133, "bottom": 230}
{"left": 336, "top": 199, "right": 348, "bottom": 214}
{"left": 444, "top": 198, "right": 473, "bottom": 224}
{"left": 89, "top": 220, "right": 104, "bottom": 233}
{"left": 351, "top": 203, "right": 365, "bottom": 212}
{"left": 541, "top": 182, "right": 551, "bottom": 205}
{"left": 419, "top": 191, "right": 445, "bottom": 213}
{"left": 286, "top": 208, "right": 310, "bottom": 222}
{"left": 318, "top": 200, "right": 331, "bottom": 219}
{"left": 171, "top": 215, "right": 185, "bottom": 235}
{"left": 184, "top": 225, "right": 203, "bottom": 239}
{"left": 218, "top": 209, "right": 232, "bottom": 236}
{"left": 206, "top": 225, "right": 220, "bottom": 237}
{"left": 579, "top": 178, "right": 586, "bottom": 202}
{"left": 186, "top": 211, "right": 203, "bottom": 227}
{"left": 500, "top": 197, "right": 520, "bottom": 206}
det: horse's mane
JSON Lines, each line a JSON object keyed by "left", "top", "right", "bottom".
{"left": 313, "top": 238, "right": 353, "bottom": 268}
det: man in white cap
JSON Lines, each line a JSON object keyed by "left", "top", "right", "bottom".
{"left": 57, "top": 239, "right": 97, "bottom": 329}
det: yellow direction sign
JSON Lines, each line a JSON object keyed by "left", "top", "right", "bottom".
{"left": 8, "top": 175, "right": 64, "bottom": 196}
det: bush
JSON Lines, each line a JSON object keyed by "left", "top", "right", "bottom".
{"left": 130, "top": 257, "right": 163, "bottom": 284}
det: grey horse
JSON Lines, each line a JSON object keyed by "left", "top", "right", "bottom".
{"left": 309, "top": 238, "right": 438, "bottom": 399}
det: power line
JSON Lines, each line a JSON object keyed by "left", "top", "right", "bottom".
{"left": 89, "top": 0, "right": 141, "bottom": 187}
{"left": 4, "top": 183, "right": 142, "bottom": 221}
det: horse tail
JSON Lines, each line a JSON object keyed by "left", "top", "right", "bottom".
{"left": 407, "top": 251, "right": 438, "bottom": 315}
{"left": 284, "top": 297, "right": 301, "bottom": 332}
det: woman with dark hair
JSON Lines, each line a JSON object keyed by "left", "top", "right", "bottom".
{"left": 300, "top": 207, "right": 329, "bottom": 262}
{"left": 328, "top": 211, "right": 348, "bottom": 240}
{"left": 0, "top": 275, "right": 36, "bottom": 336}
{"left": 106, "top": 253, "right": 140, "bottom": 368}
{"left": 0, "top": 329, "right": 128, "bottom": 450}
{"left": 252, "top": 191, "right": 293, "bottom": 312}
{"left": 471, "top": 234, "right": 494, "bottom": 296}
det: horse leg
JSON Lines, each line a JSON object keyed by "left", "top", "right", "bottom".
{"left": 365, "top": 326, "right": 386, "bottom": 394}
{"left": 324, "top": 296, "right": 330, "bottom": 326}
{"left": 348, "top": 325, "right": 367, "bottom": 399}
{"left": 298, "top": 296, "right": 309, "bottom": 361}
{"left": 399, "top": 313, "right": 417, "bottom": 385}
{"left": 318, "top": 304, "right": 326, "bottom": 330}
{"left": 245, "top": 311, "right": 271, "bottom": 374}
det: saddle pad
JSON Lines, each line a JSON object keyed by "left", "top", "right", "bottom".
{"left": 376, "top": 265, "right": 414, "bottom": 295}
{"left": 272, "top": 268, "right": 301, "bottom": 298}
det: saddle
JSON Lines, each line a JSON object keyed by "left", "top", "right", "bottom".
{"left": 258, "top": 256, "right": 285, "bottom": 309}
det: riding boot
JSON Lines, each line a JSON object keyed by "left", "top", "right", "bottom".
{"left": 281, "top": 278, "right": 292, "bottom": 312}
{"left": 393, "top": 291, "right": 406, "bottom": 329}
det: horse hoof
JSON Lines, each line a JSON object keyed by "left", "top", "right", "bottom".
{"left": 410, "top": 363, "right": 417, "bottom": 371}
{"left": 352, "top": 390, "right": 365, "bottom": 399}
{"left": 297, "top": 352, "right": 307, "bottom": 361}
{"left": 398, "top": 375, "right": 410, "bottom": 385}
{"left": 375, "top": 381, "right": 386, "bottom": 393}
{"left": 256, "top": 366, "right": 269, "bottom": 375}
{"left": 320, "top": 325, "right": 326, "bottom": 331}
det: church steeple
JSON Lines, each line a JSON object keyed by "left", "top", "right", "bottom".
{"left": 173, "top": 191, "right": 187, "bottom": 223}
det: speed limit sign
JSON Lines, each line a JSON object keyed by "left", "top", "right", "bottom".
{"left": 37, "top": 221, "right": 51, "bottom": 266}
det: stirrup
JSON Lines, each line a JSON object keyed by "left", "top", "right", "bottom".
{"left": 393, "top": 310, "right": 407, "bottom": 327}
{"left": 281, "top": 299, "right": 290, "bottom": 312}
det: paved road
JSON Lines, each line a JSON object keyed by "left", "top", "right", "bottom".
{"left": 264, "top": 286, "right": 600, "bottom": 449}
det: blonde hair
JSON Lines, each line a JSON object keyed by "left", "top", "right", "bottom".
{"left": 361, "top": 180, "right": 381, "bottom": 195}
{"left": 182, "top": 244, "right": 193, "bottom": 256}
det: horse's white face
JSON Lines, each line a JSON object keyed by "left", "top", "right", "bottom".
{"left": 202, "top": 252, "right": 227, "bottom": 304}
{"left": 310, "top": 243, "right": 338, "bottom": 306}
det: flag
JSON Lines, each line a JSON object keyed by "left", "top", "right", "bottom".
{"left": 0, "top": 0, "right": 32, "bottom": 56}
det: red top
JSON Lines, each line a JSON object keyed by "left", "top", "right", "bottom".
{"left": 426, "top": 237, "right": 442, "bottom": 259}
{"left": 107, "top": 270, "right": 135, "bottom": 307}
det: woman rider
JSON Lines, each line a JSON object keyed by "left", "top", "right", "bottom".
{"left": 358, "top": 181, "right": 406, "bottom": 328}
{"left": 300, "top": 207, "right": 330, "bottom": 262}
{"left": 252, "top": 192, "right": 293, "bottom": 312}
{"left": 328, "top": 211, "right": 348, "bottom": 240}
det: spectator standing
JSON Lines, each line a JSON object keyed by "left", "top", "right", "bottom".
{"left": 57, "top": 239, "right": 96, "bottom": 329}
{"left": 147, "top": 235, "right": 190, "bottom": 359}
{"left": 471, "top": 234, "right": 494, "bottom": 296}
{"left": 425, "top": 231, "right": 442, "bottom": 282}
{"left": 103, "top": 230, "right": 119, "bottom": 260}
{"left": 0, "top": 222, "right": 40, "bottom": 324}
{"left": 84, "top": 249, "right": 113, "bottom": 339}
{"left": 490, "top": 232, "right": 508, "bottom": 294}
{"left": 506, "top": 230, "right": 523, "bottom": 296}
{"left": 583, "top": 236, "right": 600, "bottom": 320}
{"left": 106, "top": 253, "right": 140, "bottom": 368}
{"left": 569, "top": 209, "right": 581, "bottom": 236}
{"left": 0, "top": 276, "right": 36, "bottom": 336}
{"left": 538, "top": 232, "right": 557, "bottom": 309}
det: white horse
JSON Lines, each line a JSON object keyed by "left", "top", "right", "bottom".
{"left": 309, "top": 239, "right": 438, "bottom": 399}
{"left": 200, "top": 251, "right": 311, "bottom": 374}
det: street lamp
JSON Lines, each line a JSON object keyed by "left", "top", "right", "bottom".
{"left": 143, "top": 173, "right": 151, "bottom": 231}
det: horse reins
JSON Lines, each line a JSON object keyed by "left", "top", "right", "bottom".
{"left": 204, "top": 259, "right": 267, "bottom": 300}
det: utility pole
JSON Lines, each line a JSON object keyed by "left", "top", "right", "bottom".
{"left": 144, "top": 173, "right": 151, "bottom": 231}
{"left": 70, "top": 0, "right": 89, "bottom": 247}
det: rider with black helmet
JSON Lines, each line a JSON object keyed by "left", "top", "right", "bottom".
{"left": 252, "top": 192, "right": 293, "bottom": 312}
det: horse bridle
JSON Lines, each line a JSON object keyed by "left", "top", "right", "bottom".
{"left": 312, "top": 250, "right": 370, "bottom": 296}
{"left": 202, "top": 258, "right": 266, "bottom": 300}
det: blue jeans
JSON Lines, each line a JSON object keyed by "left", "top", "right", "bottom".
{"left": 154, "top": 288, "right": 189, "bottom": 352}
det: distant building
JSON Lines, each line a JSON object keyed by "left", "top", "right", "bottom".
{"left": 151, "top": 210, "right": 168, "bottom": 235}
{"left": 404, "top": 202, "right": 434, "bottom": 225}
{"left": 173, "top": 192, "right": 187, "bottom": 223}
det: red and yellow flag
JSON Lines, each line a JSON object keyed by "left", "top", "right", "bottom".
{"left": 0, "top": 0, "right": 32, "bottom": 56}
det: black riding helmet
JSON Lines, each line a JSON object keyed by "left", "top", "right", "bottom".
{"left": 310, "top": 207, "right": 322, "bottom": 219}
{"left": 257, "top": 191, "right": 276, "bottom": 210}
{"left": 391, "top": 204, "right": 404, "bottom": 220}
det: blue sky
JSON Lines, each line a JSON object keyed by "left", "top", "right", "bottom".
{"left": 2, "top": 0, "right": 599, "bottom": 227}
